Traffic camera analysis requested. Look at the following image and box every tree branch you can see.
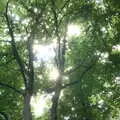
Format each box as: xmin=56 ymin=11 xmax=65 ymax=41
xmin=58 ymin=0 xmax=71 ymax=26
xmin=0 ymin=82 xmax=24 ymax=95
xmin=46 ymin=60 xmax=97 ymax=93
xmin=58 ymin=0 xmax=71 ymax=14
xmin=5 ymin=2 xmax=28 ymax=88
xmin=27 ymin=28 xmax=35 ymax=93
xmin=64 ymin=55 xmax=97 ymax=75
xmin=64 ymin=63 xmax=87 ymax=75
xmin=62 ymin=62 xmax=96 ymax=89
xmin=51 ymin=0 xmax=61 ymax=70
xmin=61 ymin=23 xmax=68 ymax=72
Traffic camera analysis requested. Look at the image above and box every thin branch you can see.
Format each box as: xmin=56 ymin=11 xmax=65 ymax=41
xmin=51 ymin=0 xmax=59 ymax=34
xmin=61 ymin=21 xmax=68 ymax=72
xmin=0 ymin=82 xmax=24 ymax=95
xmin=58 ymin=13 xmax=67 ymax=27
xmin=64 ymin=55 xmax=97 ymax=75
xmin=62 ymin=62 xmax=96 ymax=89
xmin=42 ymin=23 xmax=50 ymax=37
xmin=58 ymin=0 xmax=71 ymax=26
xmin=64 ymin=63 xmax=86 ymax=75
xmin=51 ymin=0 xmax=61 ymax=70
xmin=50 ymin=0 xmax=58 ymax=12
xmin=58 ymin=0 xmax=71 ymax=14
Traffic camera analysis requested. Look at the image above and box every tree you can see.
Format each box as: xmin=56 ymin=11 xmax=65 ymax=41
xmin=0 ymin=0 xmax=120 ymax=120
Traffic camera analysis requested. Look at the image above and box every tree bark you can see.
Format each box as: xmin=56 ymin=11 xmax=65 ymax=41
xmin=51 ymin=87 xmax=61 ymax=120
xmin=23 ymin=91 xmax=32 ymax=120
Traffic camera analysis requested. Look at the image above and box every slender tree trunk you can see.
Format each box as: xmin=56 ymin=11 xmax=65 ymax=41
xmin=51 ymin=88 xmax=61 ymax=120
xmin=23 ymin=91 xmax=32 ymax=120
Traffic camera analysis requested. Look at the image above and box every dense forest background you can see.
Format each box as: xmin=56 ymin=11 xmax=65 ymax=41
xmin=0 ymin=0 xmax=120 ymax=120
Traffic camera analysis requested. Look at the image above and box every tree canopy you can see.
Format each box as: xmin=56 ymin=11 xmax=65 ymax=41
xmin=0 ymin=0 xmax=120 ymax=120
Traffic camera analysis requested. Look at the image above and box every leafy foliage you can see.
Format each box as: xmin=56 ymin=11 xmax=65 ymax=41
xmin=0 ymin=0 xmax=120 ymax=119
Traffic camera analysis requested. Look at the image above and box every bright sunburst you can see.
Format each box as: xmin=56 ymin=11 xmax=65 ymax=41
xmin=67 ymin=24 xmax=81 ymax=37
xmin=49 ymin=68 xmax=59 ymax=80
xmin=31 ymin=94 xmax=51 ymax=118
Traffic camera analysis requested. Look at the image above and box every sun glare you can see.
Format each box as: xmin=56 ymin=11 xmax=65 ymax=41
xmin=33 ymin=44 xmax=56 ymax=62
xmin=31 ymin=94 xmax=50 ymax=117
xmin=49 ymin=68 xmax=59 ymax=80
xmin=67 ymin=24 xmax=81 ymax=37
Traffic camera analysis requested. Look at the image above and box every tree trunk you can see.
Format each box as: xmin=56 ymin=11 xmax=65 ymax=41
xmin=51 ymin=88 xmax=61 ymax=120
xmin=23 ymin=91 xmax=32 ymax=120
